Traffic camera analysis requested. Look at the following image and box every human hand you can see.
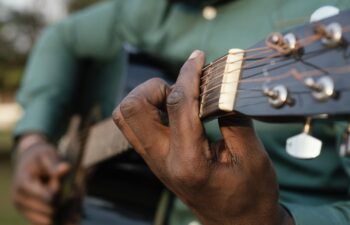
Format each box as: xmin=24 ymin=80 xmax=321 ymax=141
xmin=13 ymin=134 xmax=70 ymax=225
xmin=113 ymin=50 xmax=294 ymax=225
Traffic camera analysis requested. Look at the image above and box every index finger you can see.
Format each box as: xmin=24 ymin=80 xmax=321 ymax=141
xmin=113 ymin=78 xmax=170 ymax=158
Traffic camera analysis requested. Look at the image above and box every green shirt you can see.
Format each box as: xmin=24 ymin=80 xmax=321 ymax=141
xmin=15 ymin=0 xmax=350 ymax=224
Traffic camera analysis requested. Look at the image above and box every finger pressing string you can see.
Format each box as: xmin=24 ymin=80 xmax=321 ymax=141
xmin=114 ymin=78 xmax=171 ymax=158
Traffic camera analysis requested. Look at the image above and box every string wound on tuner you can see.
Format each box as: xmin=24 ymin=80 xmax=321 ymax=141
xmin=286 ymin=117 xmax=322 ymax=159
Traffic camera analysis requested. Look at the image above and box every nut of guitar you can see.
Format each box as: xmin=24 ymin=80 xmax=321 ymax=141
xmin=218 ymin=48 xmax=245 ymax=112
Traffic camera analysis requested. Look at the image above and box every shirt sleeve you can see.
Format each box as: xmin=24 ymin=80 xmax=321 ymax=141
xmin=285 ymin=201 xmax=350 ymax=225
xmin=14 ymin=0 xmax=141 ymax=140
xmin=15 ymin=0 xmax=169 ymax=141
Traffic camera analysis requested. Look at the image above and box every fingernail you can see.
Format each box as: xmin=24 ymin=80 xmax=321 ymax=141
xmin=188 ymin=50 xmax=202 ymax=60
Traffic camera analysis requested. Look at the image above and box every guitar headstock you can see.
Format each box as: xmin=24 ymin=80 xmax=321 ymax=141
xmin=200 ymin=9 xmax=350 ymax=121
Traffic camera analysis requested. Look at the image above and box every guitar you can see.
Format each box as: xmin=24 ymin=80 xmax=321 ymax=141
xmin=56 ymin=8 xmax=350 ymax=224
xmin=199 ymin=10 xmax=350 ymax=120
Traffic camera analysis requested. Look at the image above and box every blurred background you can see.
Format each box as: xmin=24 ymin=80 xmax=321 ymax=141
xmin=0 ymin=0 xmax=99 ymax=223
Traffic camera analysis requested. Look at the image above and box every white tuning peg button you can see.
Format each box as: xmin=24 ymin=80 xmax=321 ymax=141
xmin=286 ymin=117 xmax=322 ymax=159
xmin=286 ymin=133 xmax=322 ymax=159
xmin=310 ymin=6 xmax=340 ymax=22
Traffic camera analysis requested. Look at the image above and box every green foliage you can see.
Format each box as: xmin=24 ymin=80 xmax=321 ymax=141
xmin=0 ymin=3 xmax=43 ymax=92
xmin=0 ymin=0 xmax=101 ymax=92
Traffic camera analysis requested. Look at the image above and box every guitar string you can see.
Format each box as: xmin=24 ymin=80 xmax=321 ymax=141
xmin=200 ymin=48 xmax=274 ymax=81
xmin=203 ymin=88 xmax=348 ymax=117
xmin=200 ymin=64 xmax=350 ymax=109
xmin=201 ymin=46 xmax=272 ymax=71
xmin=200 ymin=51 xmax=281 ymax=92
xmin=236 ymin=69 xmax=350 ymax=96
xmin=200 ymin=32 xmax=325 ymax=83
xmin=200 ymin=31 xmax=325 ymax=81
xmin=203 ymin=23 xmax=350 ymax=78
xmin=200 ymin=49 xmax=275 ymax=90
xmin=200 ymin=33 xmax=350 ymax=98
xmin=199 ymin=52 xmax=284 ymax=97
xmin=201 ymin=24 xmax=350 ymax=83
xmin=200 ymin=68 xmax=350 ymax=116
xmin=199 ymin=24 xmax=350 ymax=111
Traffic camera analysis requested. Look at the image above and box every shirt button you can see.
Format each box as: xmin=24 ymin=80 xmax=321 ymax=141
xmin=202 ymin=6 xmax=217 ymax=20
xmin=189 ymin=221 xmax=201 ymax=225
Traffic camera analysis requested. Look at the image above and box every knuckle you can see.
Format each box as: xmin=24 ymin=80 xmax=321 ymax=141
xmin=145 ymin=77 xmax=166 ymax=87
xmin=119 ymin=94 xmax=143 ymax=120
xmin=166 ymin=86 xmax=186 ymax=108
xmin=112 ymin=108 xmax=123 ymax=127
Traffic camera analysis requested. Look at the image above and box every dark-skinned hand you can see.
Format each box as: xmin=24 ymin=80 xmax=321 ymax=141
xmin=113 ymin=50 xmax=295 ymax=225
xmin=13 ymin=134 xmax=70 ymax=225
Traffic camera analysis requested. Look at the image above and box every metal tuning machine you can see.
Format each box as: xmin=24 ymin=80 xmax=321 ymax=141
xmin=304 ymin=76 xmax=336 ymax=101
xmin=267 ymin=32 xmax=302 ymax=56
xmin=339 ymin=123 xmax=350 ymax=157
xmin=310 ymin=6 xmax=343 ymax=47
xmin=286 ymin=117 xmax=322 ymax=159
xmin=262 ymin=85 xmax=294 ymax=108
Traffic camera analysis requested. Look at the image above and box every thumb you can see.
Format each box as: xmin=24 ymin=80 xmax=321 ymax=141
xmin=49 ymin=162 xmax=71 ymax=193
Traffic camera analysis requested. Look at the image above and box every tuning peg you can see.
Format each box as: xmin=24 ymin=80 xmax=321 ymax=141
xmin=304 ymin=76 xmax=335 ymax=101
xmin=286 ymin=117 xmax=322 ymax=159
xmin=339 ymin=123 xmax=350 ymax=157
xmin=310 ymin=6 xmax=343 ymax=47
xmin=267 ymin=33 xmax=302 ymax=56
xmin=310 ymin=6 xmax=339 ymax=22
xmin=262 ymin=85 xmax=294 ymax=108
